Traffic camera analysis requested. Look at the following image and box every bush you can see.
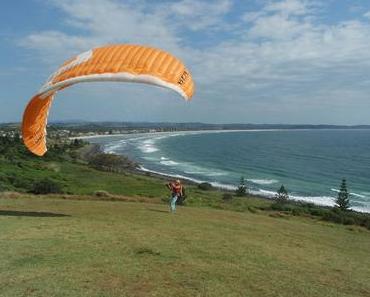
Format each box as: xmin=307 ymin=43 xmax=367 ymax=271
xmin=322 ymin=210 xmax=344 ymax=224
xmin=248 ymin=206 xmax=257 ymax=213
xmin=343 ymin=217 xmax=355 ymax=225
xmin=292 ymin=208 xmax=305 ymax=216
xmin=88 ymin=153 xmax=137 ymax=172
xmin=0 ymin=182 xmax=12 ymax=192
xmin=30 ymin=178 xmax=63 ymax=194
xmin=94 ymin=190 xmax=111 ymax=198
xmin=271 ymin=203 xmax=293 ymax=212
xmin=11 ymin=176 xmax=33 ymax=190
xmin=364 ymin=219 xmax=370 ymax=230
xmin=198 ymin=182 xmax=213 ymax=191
xmin=309 ymin=208 xmax=327 ymax=217
xmin=222 ymin=193 xmax=233 ymax=201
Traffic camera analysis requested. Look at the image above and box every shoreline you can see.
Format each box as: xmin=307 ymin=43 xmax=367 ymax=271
xmin=134 ymin=165 xmax=370 ymax=213
xmin=72 ymin=129 xmax=287 ymax=141
xmin=80 ymin=131 xmax=370 ymax=214
xmin=71 ymin=127 xmax=370 ymax=141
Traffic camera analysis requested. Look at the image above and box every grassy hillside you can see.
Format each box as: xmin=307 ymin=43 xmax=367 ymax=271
xmin=0 ymin=195 xmax=369 ymax=297
xmin=1 ymin=134 xmax=370 ymax=296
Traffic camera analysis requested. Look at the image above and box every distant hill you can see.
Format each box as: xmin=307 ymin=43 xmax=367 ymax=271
xmin=37 ymin=121 xmax=370 ymax=130
xmin=2 ymin=121 xmax=370 ymax=131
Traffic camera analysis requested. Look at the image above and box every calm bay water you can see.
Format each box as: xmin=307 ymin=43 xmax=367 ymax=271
xmin=88 ymin=130 xmax=370 ymax=212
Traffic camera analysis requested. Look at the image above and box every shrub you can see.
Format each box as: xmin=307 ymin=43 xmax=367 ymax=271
xmin=292 ymin=208 xmax=305 ymax=216
xmin=309 ymin=208 xmax=327 ymax=217
xmin=88 ymin=153 xmax=137 ymax=172
xmin=0 ymin=182 xmax=12 ymax=192
xmin=93 ymin=190 xmax=111 ymax=198
xmin=222 ymin=193 xmax=233 ymax=201
xmin=271 ymin=203 xmax=293 ymax=212
xmin=11 ymin=176 xmax=33 ymax=190
xmin=30 ymin=178 xmax=63 ymax=194
xmin=322 ymin=210 xmax=344 ymax=224
xmin=364 ymin=219 xmax=370 ymax=230
xmin=198 ymin=182 xmax=213 ymax=191
xmin=343 ymin=217 xmax=355 ymax=225
xmin=248 ymin=206 xmax=257 ymax=213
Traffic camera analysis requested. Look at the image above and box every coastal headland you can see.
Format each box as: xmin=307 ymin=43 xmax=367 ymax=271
xmin=1 ymin=123 xmax=370 ymax=296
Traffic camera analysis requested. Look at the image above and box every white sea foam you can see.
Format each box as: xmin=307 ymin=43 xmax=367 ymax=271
xmin=160 ymin=160 xmax=179 ymax=166
xmin=349 ymin=192 xmax=367 ymax=199
xmin=139 ymin=139 xmax=159 ymax=153
xmin=208 ymin=182 xmax=236 ymax=191
xmin=139 ymin=166 xmax=204 ymax=184
xmin=91 ymin=130 xmax=370 ymax=213
xmin=104 ymin=140 xmax=127 ymax=153
xmin=331 ymin=188 xmax=367 ymax=199
xmin=142 ymin=156 xmax=157 ymax=161
xmin=248 ymin=179 xmax=279 ymax=185
xmin=137 ymin=165 xmax=370 ymax=212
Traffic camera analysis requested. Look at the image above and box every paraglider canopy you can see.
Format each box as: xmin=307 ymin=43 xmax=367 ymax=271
xmin=21 ymin=44 xmax=195 ymax=156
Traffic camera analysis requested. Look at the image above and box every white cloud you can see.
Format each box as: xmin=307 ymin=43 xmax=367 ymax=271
xmin=16 ymin=0 xmax=370 ymax=124
xmin=264 ymin=0 xmax=310 ymax=16
xmin=248 ymin=14 xmax=312 ymax=40
xmin=166 ymin=0 xmax=232 ymax=31
xmin=20 ymin=0 xmax=182 ymax=65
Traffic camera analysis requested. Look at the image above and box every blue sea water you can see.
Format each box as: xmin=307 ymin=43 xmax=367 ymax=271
xmin=88 ymin=130 xmax=370 ymax=212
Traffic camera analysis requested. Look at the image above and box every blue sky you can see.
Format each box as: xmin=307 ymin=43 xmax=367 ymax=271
xmin=1 ymin=0 xmax=370 ymax=124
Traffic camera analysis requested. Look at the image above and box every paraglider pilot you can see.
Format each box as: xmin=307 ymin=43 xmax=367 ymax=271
xmin=167 ymin=179 xmax=183 ymax=213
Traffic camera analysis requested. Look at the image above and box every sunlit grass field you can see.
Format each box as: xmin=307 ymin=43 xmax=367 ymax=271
xmin=1 ymin=195 xmax=369 ymax=297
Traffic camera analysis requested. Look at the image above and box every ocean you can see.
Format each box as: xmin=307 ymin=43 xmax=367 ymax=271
xmin=87 ymin=129 xmax=370 ymax=212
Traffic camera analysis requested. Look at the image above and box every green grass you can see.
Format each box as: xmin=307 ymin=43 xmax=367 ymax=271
xmin=0 ymin=196 xmax=369 ymax=297
xmin=0 ymin=156 xmax=270 ymax=209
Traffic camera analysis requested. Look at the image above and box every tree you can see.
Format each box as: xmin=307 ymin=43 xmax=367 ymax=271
xmin=275 ymin=184 xmax=289 ymax=204
xmin=335 ymin=179 xmax=350 ymax=211
xmin=235 ymin=176 xmax=247 ymax=196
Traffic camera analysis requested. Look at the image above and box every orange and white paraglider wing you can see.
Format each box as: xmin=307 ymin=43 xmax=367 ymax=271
xmin=22 ymin=44 xmax=195 ymax=156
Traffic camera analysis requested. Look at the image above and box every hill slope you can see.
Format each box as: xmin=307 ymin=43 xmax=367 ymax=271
xmin=0 ymin=196 xmax=369 ymax=297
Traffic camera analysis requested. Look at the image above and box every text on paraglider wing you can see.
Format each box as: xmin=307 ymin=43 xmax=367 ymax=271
xmin=177 ymin=70 xmax=189 ymax=85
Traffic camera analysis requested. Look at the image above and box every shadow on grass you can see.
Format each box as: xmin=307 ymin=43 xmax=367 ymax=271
xmin=0 ymin=210 xmax=70 ymax=217
xmin=146 ymin=208 xmax=169 ymax=214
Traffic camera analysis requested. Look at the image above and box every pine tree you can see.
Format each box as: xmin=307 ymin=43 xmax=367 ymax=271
xmin=235 ymin=176 xmax=247 ymax=196
xmin=336 ymin=179 xmax=350 ymax=210
xmin=275 ymin=184 xmax=289 ymax=204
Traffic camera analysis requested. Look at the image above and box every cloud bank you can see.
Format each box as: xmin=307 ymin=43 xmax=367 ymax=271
xmin=18 ymin=0 xmax=370 ymax=124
